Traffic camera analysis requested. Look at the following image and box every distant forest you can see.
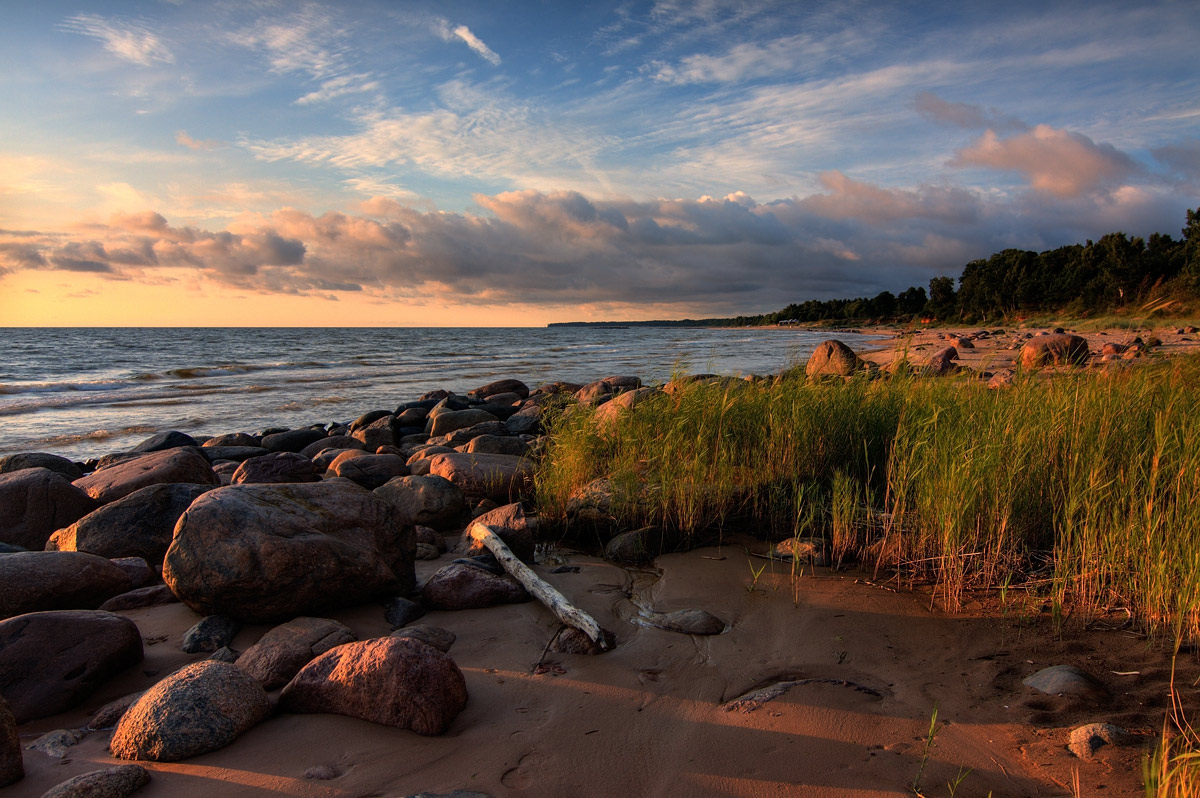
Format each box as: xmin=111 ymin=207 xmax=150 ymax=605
xmin=552 ymin=207 xmax=1200 ymax=327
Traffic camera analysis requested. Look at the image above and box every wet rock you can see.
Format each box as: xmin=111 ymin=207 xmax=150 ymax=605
xmin=383 ymin=596 xmax=427 ymax=629
xmin=181 ymin=615 xmax=241 ymax=654
xmin=99 ymin=585 xmax=179 ymax=612
xmin=461 ymin=503 xmax=538 ymax=561
xmin=231 ymin=451 xmax=320 ymax=485
xmin=26 ymin=728 xmax=84 ymax=758
xmin=1019 ymin=333 xmax=1090 ymax=368
xmin=331 ymin=453 xmax=409 ymax=489
xmin=0 ymin=467 xmax=97 ymax=550
xmin=39 ymin=765 xmax=150 ymax=798
xmin=0 ymin=610 xmax=143 ymax=723
xmin=374 ymin=472 xmax=468 ymax=528
xmin=164 ymin=482 xmax=415 ymax=623
xmin=1068 ymin=722 xmax=1132 ymax=760
xmin=132 ymin=431 xmax=198 ymax=453
xmin=549 ymin=626 xmax=616 ymax=655
xmin=47 ymin=483 xmax=212 ymax=568
xmin=422 ymin=563 xmax=530 ymax=610
xmin=0 ymin=552 xmax=132 ymax=619
xmin=111 ymin=660 xmax=271 ymax=762
xmin=73 ymin=448 xmax=218 ymax=505
xmin=0 ymin=453 xmax=81 ymax=481
xmin=1022 ymin=665 xmax=1109 ymax=700
xmin=390 ymin=625 xmax=456 ymax=653
xmin=237 ymin=617 xmax=356 ymax=689
xmin=639 ymin=607 xmax=727 ymax=636
xmin=426 ymin=453 xmax=534 ymax=504
xmin=279 ymin=637 xmax=468 ymax=735
xmin=806 ymin=340 xmax=862 ymax=378
xmin=0 ymin=696 xmax=21 ymax=788
xmin=261 ymin=428 xmax=327 ymax=454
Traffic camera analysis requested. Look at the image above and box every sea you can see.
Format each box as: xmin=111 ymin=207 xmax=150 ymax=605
xmin=0 ymin=326 xmax=884 ymax=462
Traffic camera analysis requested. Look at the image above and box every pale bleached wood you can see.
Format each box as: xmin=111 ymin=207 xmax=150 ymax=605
xmin=468 ymin=522 xmax=612 ymax=650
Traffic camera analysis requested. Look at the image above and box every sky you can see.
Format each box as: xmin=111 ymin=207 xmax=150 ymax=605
xmin=1 ymin=0 xmax=1198 ymax=326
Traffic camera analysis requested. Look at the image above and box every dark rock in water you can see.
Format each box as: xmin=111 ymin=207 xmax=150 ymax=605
xmin=110 ymin=557 xmax=155 ymax=588
xmin=181 ymin=615 xmax=241 ymax=654
xmin=468 ymin=378 xmax=530 ymax=401
xmin=88 ymin=691 xmax=145 ymax=730
xmin=132 ymin=430 xmax=198 ymax=453
xmin=203 ymin=433 xmax=261 ymax=448
xmin=0 ymin=695 xmax=20 ymax=788
xmin=549 ymin=626 xmax=616 ymax=655
xmin=638 ymin=607 xmax=727 ymax=636
xmin=426 ymin=453 xmax=534 ymax=503
xmin=279 ymin=637 xmax=468 ymax=735
xmin=0 ymin=551 xmax=132 ymax=619
xmin=261 ymin=428 xmax=327 ymax=453
xmin=73 ymin=448 xmax=218 ymax=505
xmin=390 ymin=625 xmax=456 ymax=653
xmin=110 ymin=660 xmax=271 ymax=762
xmin=0 ymin=467 xmax=97 ymax=550
xmin=39 ymin=764 xmax=150 ymax=798
xmin=164 ymin=482 xmax=415 ymax=623
xmin=299 ymin=435 xmax=363 ymax=459
xmin=237 ymin=617 xmax=356 ymax=689
xmin=383 ymin=596 xmax=427 ymax=629
xmin=47 ymin=483 xmax=212 ymax=568
xmin=374 ymin=474 xmax=465 ymax=531
xmin=1022 ymin=665 xmax=1109 ymax=700
xmin=806 ymin=340 xmax=862 ymax=378
xmin=0 ymin=452 xmax=82 ymax=481
xmin=1068 ymin=722 xmax=1132 ymax=760
xmin=231 ymin=451 xmax=320 ymax=484
xmin=1019 ymin=333 xmax=1090 ymax=368
xmin=331 ymin=453 xmax=409 ymax=489
xmin=460 ymin=502 xmax=538 ymax=561
xmin=27 ymin=727 xmax=85 ymax=758
xmin=422 ymin=563 xmax=530 ymax=610
xmin=99 ymin=585 xmax=179 ymax=612
xmin=199 ymin=445 xmax=269 ymax=463
xmin=0 ymin=610 xmax=143 ymax=723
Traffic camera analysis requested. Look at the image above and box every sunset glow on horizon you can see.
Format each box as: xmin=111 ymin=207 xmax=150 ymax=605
xmin=2 ymin=1 xmax=1198 ymax=326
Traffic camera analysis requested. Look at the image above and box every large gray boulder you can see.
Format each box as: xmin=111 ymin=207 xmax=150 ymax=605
xmin=331 ymin=453 xmax=409 ymax=489
xmin=230 ymin=452 xmax=320 ymax=485
xmin=163 ymin=481 xmax=416 ymax=623
xmin=279 ymin=637 xmax=467 ymax=735
xmin=237 ymin=617 xmax=356 ymax=689
xmin=0 ymin=610 xmax=143 ymax=723
xmin=805 ymin=340 xmax=862 ymax=378
xmin=0 ymin=467 xmax=97 ymax=550
xmin=73 ymin=448 xmax=218 ymax=505
xmin=426 ymin=453 xmax=534 ymax=503
xmin=46 ymin=483 xmax=212 ymax=568
xmin=110 ymin=660 xmax=271 ymax=762
xmin=1019 ymin=333 xmax=1090 ymax=368
xmin=0 ymin=551 xmax=132 ymax=619
xmin=428 ymin=409 xmax=499 ymax=438
xmin=375 ymin=475 xmax=466 ymax=530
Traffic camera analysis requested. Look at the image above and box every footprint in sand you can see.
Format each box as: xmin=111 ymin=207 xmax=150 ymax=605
xmin=501 ymin=751 xmax=548 ymax=789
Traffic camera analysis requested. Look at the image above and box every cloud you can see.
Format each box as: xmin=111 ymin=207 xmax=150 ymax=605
xmin=799 ymin=171 xmax=980 ymax=224
xmin=60 ymin=13 xmax=174 ymax=66
xmin=175 ymin=130 xmax=220 ymax=151
xmin=451 ymin=25 xmax=501 ymax=66
xmin=1153 ymin=140 xmax=1200 ymax=180
xmin=913 ymin=92 xmax=1026 ymax=132
xmin=952 ymin=125 xmax=1140 ymax=197
xmin=295 ymin=74 xmax=381 ymax=105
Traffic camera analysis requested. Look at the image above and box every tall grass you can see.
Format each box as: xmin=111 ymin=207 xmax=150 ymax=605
xmin=536 ymin=356 xmax=1200 ymax=639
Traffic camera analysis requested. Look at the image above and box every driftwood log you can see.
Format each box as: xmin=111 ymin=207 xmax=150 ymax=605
xmin=468 ymin=522 xmax=613 ymax=651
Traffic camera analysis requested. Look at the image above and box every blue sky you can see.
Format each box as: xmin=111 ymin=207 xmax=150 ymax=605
xmin=1 ymin=0 xmax=1198 ymax=325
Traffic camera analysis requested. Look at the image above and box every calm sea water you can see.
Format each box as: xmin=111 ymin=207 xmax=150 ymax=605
xmin=0 ymin=327 xmax=883 ymax=462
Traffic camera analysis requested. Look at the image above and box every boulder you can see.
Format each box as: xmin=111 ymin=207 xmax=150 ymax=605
xmin=132 ymin=430 xmax=198 ymax=452
xmin=467 ymin=379 xmax=530 ymax=401
xmin=0 ymin=610 xmax=143 ymax=723
xmin=604 ymin=527 xmax=669 ymax=564
xmin=639 ymin=607 xmax=727 ymax=636
xmin=181 ymin=615 xmax=241 ymax=654
xmin=46 ymin=483 xmax=212 ymax=568
xmin=110 ymin=661 xmax=271 ymax=762
xmin=0 ymin=467 xmax=97 ymax=550
xmin=426 ymin=453 xmax=534 ymax=503
xmin=460 ymin=503 xmax=538 ymax=561
xmin=202 ymin=433 xmax=260 ymax=447
xmin=383 ymin=596 xmax=427 ymax=628
xmin=312 ymin=447 xmax=362 ymax=471
xmin=279 ymin=637 xmax=468 ymax=735
xmin=805 ymin=340 xmax=862 ymax=378
xmin=390 ymin=625 xmax=456 ymax=653
xmin=422 ymin=563 xmax=530 ymax=610
xmin=0 ymin=552 xmax=132 ymax=619
xmin=428 ymin=409 xmax=499 ymax=438
xmin=0 ymin=695 xmax=20 ymax=788
xmin=574 ymin=379 xmax=614 ymax=404
xmin=110 ymin=557 xmax=155 ymax=589
xmin=73 ymin=448 xmax=218 ymax=505
xmin=331 ymin=453 xmax=409 ymax=489
xmin=27 ymin=728 xmax=84 ymax=758
xmin=1019 ymin=333 xmax=1090 ymax=368
xmin=231 ymin=452 xmax=320 ymax=485
xmin=461 ymin=435 xmax=529 ymax=457
xmin=299 ymin=435 xmax=364 ymax=459
xmin=198 ymin=446 xmax=269 ymax=463
xmin=261 ymin=428 xmax=327 ymax=453
xmin=1021 ymin=664 xmax=1109 ymax=700
xmin=352 ymin=416 xmax=399 ymax=451
xmin=0 ymin=453 xmax=81 ymax=481
xmin=39 ymin=765 xmax=150 ymax=798
xmin=505 ymin=404 xmax=543 ymax=436
xmin=1068 ymin=722 xmax=1132 ymax=760
xmin=375 ymin=475 xmax=467 ymax=530
xmin=99 ymin=585 xmax=179 ymax=612
xmin=164 ymin=482 xmax=415 ymax=623
xmin=237 ymin=617 xmax=356 ymax=689
xmin=88 ymin=692 xmax=145 ymax=731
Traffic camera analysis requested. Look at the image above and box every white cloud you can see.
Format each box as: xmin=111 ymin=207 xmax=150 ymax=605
xmin=60 ymin=13 xmax=174 ymax=66
xmin=175 ymin=130 xmax=220 ymax=151
xmin=452 ymin=25 xmax=501 ymax=66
